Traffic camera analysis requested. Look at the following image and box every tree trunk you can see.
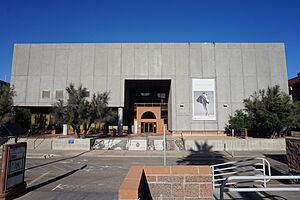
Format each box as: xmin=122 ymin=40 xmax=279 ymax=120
xmin=74 ymin=126 xmax=81 ymax=138
xmin=86 ymin=122 xmax=92 ymax=134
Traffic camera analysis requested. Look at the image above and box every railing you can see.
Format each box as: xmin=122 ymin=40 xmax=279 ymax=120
xmin=211 ymin=157 xmax=271 ymax=189
xmin=220 ymin=175 xmax=300 ymax=200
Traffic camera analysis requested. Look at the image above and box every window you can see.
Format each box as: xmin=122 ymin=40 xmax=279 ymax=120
xmin=55 ymin=90 xmax=64 ymax=99
xmin=42 ymin=90 xmax=50 ymax=99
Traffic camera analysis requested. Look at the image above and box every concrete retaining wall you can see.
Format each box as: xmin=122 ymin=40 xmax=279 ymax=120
xmin=6 ymin=138 xmax=53 ymax=150
xmin=93 ymin=138 xmax=286 ymax=151
xmin=52 ymin=138 xmax=94 ymax=151
xmin=185 ymin=138 xmax=286 ymax=151
xmin=3 ymin=137 xmax=286 ymax=151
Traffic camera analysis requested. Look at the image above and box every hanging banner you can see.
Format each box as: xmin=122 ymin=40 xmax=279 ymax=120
xmin=192 ymin=79 xmax=216 ymax=120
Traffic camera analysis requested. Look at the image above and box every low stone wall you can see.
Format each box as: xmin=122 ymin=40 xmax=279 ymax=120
xmin=185 ymin=138 xmax=286 ymax=151
xmin=286 ymin=136 xmax=300 ymax=183
xmin=119 ymin=166 xmax=213 ymax=200
xmin=52 ymin=138 xmax=94 ymax=151
xmin=6 ymin=138 xmax=53 ymax=150
xmin=93 ymin=138 xmax=286 ymax=151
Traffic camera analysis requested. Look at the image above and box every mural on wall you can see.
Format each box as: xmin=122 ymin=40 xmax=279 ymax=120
xmin=93 ymin=139 xmax=127 ymax=150
xmin=192 ymin=79 xmax=216 ymax=120
xmin=93 ymin=138 xmax=185 ymax=151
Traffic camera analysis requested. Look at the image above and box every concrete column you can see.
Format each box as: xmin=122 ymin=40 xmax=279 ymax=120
xmin=63 ymin=124 xmax=68 ymax=136
xmin=118 ymin=107 xmax=123 ymax=136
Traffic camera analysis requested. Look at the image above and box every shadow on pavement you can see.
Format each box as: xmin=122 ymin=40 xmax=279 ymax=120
xmin=176 ymin=141 xmax=228 ymax=165
xmin=16 ymin=165 xmax=87 ymax=199
xmin=26 ymin=151 xmax=90 ymax=170
xmin=264 ymin=154 xmax=288 ymax=165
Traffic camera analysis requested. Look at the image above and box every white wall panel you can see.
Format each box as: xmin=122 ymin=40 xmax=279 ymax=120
xmin=148 ymin=48 xmax=162 ymax=77
xmin=190 ymin=48 xmax=202 ymax=77
xmin=68 ymin=44 xmax=82 ymax=76
xmin=41 ymin=45 xmax=55 ymax=76
xmin=134 ymin=48 xmax=148 ymax=77
xmin=28 ymin=45 xmax=43 ymax=76
xmin=94 ymin=46 xmax=108 ymax=76
xmin=54 ymin=50 xmax=68 ymax=76
xmin=26 ymin=76 xmax=40 ymax=104
xmin=108 ymin=48 xmax=121 ymax=76
xmin=15 ymin=45 xmax=30 ymax=76
xmin=81 ymin=44 xmax=95 ymax=76
xmin=161 ymin=48 xmax=175 ymax=77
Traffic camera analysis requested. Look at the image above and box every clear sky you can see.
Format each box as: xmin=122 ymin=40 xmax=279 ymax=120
xmin=0 ymin=0 xmax=299 ymax=82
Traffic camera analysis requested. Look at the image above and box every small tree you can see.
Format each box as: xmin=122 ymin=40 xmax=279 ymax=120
xmin=53 ymin=99 xmax=66 ymax=132
xmin=53 ymin=83 xmax=114 ymax=138
xmin=226 ymin=109 xmax=249 ymax=135
xmin=85 ymin=92 xmax=116 ymax=133
xmin=0 ymin=85 xmax=15 ymax=125
xmin=16 ymin=108 xmax=31 ymax=130
xmin=293 ymin=100 xmax=300 ymax=130
xmin=64 ymin=84 xmax=89 ymax=138
xmin=228 ymin=85 xmax=297 ymax=138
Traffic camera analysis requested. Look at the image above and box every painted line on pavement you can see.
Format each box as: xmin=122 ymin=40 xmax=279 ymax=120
xmin=27 ymin=172 xmax=50 ymax=186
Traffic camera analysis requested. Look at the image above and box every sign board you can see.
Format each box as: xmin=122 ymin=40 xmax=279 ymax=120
xmin=0 ymin=142 xmax=27 ymax=194
xmin=68 ymin=139 xmax=74 ymax=144
xmin=192 ymin=79 xmax=216 ymax=120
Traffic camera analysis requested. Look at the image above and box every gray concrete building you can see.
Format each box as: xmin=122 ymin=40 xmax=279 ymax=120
xmin=10 ymin=42 xmax=288 ymax=135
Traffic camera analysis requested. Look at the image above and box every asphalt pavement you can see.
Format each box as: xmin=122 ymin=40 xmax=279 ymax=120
xmin=14 ymin=149 xmax=300 ymax=200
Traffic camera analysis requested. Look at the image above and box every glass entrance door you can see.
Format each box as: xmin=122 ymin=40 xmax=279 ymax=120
xmin=141 ymin=122 xmax=156 ymax=133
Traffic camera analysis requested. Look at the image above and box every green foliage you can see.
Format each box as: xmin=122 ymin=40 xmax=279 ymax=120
xmin=293 ymin=100 xmax=300 ymax=130
xmin=32 ymin=114 xmax=48 ymax=130
xmin=16 ymin=108 xmax=31 ymax=130
xmin=0 ymin=85 xmax=15 ymax=125
xmin=85 ymin=92 xmax=117 ymax=133
xmin=228 ymin=85 xmax=297 ymax=138
xmin=227 ymin=109 xmax=248 ymax=134
xmin=53 ymin=83 xmax=115 ymax=138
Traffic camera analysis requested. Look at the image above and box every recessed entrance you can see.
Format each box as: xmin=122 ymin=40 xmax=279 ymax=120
xmin=124 ymin=80 xmax=171 ymax=135
xmin=141 ymin=122 xmax=156 ymax=134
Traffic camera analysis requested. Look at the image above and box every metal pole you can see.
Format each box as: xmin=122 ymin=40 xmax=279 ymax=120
xmin=263 ymin=159 xmax=266 ymax=188
xmin=163 ymin=127 xmax=166 ymax=166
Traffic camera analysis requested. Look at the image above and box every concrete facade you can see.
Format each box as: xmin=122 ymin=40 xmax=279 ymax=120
xmin=10 ymin=42 xmax=288 ymax=133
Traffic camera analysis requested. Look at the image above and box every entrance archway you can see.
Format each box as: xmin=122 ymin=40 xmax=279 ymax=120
xmin=133 ymin=106 xmax=165 ymax=135
xmin=141 ymin=111 xmax=157 ymax=133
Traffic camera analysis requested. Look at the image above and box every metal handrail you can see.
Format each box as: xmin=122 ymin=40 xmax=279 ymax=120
xmin=211 ymin=157 xmax=271 ymax=188
xmin=220 ymin=175 xmax=300 ymax=200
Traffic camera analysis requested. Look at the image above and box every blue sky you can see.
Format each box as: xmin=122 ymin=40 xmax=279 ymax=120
xmin=0 ymin=0 xmax=299 ymax=82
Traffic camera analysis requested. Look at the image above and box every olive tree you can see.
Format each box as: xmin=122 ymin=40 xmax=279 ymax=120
xmin=53 ymin=83 xmax=115 ymax=138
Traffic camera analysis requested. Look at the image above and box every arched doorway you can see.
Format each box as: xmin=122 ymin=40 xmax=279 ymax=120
xmin=141 ymin=111 xmax=157 ymax=134
xmin=132 ymin=106 xmax=165 ymax=135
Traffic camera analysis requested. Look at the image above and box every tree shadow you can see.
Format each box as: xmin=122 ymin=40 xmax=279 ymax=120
xmin=177 ymin=141 xmax=228 ymax=165
xmin=15 ymin=165 xmax=87 ymax=199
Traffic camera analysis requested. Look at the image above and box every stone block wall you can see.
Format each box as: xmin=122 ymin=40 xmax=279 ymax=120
xmin=145 ymin=166 xmax=212 ymax=200
xmin=119 ymin=166 xmax=213 ymax=200
xmin=286 ymin=137 xmax=300 ymax=183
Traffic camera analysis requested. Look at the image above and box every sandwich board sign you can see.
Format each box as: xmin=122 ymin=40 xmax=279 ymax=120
xmin=0 ymin=142 xmax=27 ymax=199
